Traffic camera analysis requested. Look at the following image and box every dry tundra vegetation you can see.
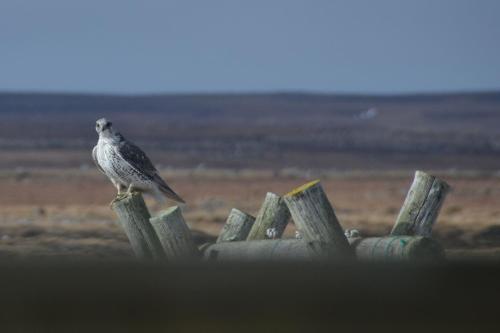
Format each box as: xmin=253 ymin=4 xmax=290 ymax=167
xmin=1 ymin=169 xmax=499 ymax=260
xmin=0 ymin=92 xmax=499 ymax=260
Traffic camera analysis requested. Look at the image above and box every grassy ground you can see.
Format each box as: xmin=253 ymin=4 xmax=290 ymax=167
xmin=0 ymin=168 xmax=499 ymax=259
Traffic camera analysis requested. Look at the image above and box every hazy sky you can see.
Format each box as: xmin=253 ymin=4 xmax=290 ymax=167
xmin=1 ymin=0 xmax=499 ymax=94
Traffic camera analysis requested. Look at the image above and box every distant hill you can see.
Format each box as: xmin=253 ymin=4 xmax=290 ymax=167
xmin=0 ymin=92 xmax=499 ymax=170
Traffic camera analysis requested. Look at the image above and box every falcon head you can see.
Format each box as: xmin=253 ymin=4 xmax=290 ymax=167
xmin=95 ymin=118 xmax=113 ymax=134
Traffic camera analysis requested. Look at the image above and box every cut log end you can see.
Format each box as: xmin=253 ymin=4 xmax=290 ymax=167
xmin=284 ymin=180 xmax=353 ymax=258
xmin=150 ymin=206 xmax=200 ymax=260
xmin=406 ymin=237 xmax=445 ymax=260
xmin=154 ymin=205 xmax=179 ymax=218
xmin=246 ymin=192 xmax=290 ymax=240
xmin=217 ymin=208 xmax=255 ymax=243
xmin=391 ymin=170 xmax=451 ymax=237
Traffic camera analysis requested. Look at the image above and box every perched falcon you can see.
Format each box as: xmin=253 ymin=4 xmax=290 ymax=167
xmin=92 ymin=118 xmax=185 ymax=204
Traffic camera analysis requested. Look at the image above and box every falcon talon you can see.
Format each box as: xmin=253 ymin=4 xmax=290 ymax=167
xmin=109 ymin=193 xmax=128 ymax=207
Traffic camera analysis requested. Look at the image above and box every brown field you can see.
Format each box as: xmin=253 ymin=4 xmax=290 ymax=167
xmin=0 ymin=168 xmax=499 ymax=260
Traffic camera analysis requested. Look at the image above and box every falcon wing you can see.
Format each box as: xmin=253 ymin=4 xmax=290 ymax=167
xmin=117 ymin=140 xmax=158 ymax=179
xmin=92 ymin=146 xmax=105 ymax=174
xmin=117 ymin=140 xmax=185 ymax=203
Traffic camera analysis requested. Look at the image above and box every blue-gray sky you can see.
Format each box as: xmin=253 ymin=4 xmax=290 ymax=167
xmin=1 ymin=0 xmax=499 ymax=94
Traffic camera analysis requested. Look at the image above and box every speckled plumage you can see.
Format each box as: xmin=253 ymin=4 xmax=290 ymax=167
xmin=92 ymin=118 xmax=185 ymax=203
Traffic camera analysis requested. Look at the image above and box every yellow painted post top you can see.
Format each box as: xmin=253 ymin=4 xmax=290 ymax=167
xmin=285 ymin=180 xmax=321 ymax=197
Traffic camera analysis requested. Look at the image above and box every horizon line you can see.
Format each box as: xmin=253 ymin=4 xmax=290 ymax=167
xmin=1 ymin=88 xmax=500 ymax=98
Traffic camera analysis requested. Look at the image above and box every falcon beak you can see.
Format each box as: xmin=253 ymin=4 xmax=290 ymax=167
xmin=103 ymin=122 xmax=112 ymax=130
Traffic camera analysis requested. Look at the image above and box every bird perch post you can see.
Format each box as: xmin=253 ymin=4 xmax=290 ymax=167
xmin=111 ymin=193 xmax=165 ymax=259
xmin=391 ymin=171 xmax=450 ymax=237
xmin=246 ymin=192 xmax=290 ymax=240
xmin=284 ymin=180 xmax=353 ymax=258
xmin=150 ymin=206 xmax=200 ymax=260
xmin=217 ymin=208 xmax=255 ymax=243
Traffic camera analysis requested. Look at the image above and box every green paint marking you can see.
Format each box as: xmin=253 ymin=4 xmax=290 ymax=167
xmin=384 ymin=237 xmax=400 ymax=258
xmin=371 ymin=237 xmax=384 ymax=259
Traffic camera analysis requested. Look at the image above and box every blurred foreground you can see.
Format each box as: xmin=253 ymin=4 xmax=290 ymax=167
xmin=0 ymin=260 xmax=498 ymax=331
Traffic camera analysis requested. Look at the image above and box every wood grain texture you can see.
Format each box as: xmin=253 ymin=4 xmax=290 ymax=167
xmin=150 ymin=206 xmax=200 ymax=260
xmin=284 ymin=180 xmax=353 ymax=258
xmin=111 ymin=193 xmax=165 ymax=259
xmin=202 ymin=237 xmax=443 ymax=262
xmin=204 ymin=239 xmax=314 ymax=262
xmin=351 ymin=236 xmax=444 ymax=261
xmin=246 ymin=192 xmax=290 ymax=240
xmin=217 ymin=208 xmax=255 ymax=243
xmin=391 ymin=171 xmax=450 ymax=237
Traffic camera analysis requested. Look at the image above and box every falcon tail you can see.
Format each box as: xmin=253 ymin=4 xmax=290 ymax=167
xmin=158 ymin=183 xmax=186 ymax=204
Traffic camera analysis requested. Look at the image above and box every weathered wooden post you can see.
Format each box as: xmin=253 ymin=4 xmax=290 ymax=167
xmin=391 ymin=171 xmax=450 ymax=237
xmin=111 ymin=193 xmax=165 ymax=259
xmin=348 ymin=236 xmax=444 ymax=261
xmin=284 ymin=180 xmax=353 ymax=258
xmin=246 ymin=192 xmax=290 ymax=240
xmin=150 ymin=206 xmax=200 ymax=260
xmin=202 ymin=237 xmax=443 ymax=262
xmin=217 ymin=209 xmax=255 ymax=243
xmin=205 ymin=239 xmax=313 ymax=262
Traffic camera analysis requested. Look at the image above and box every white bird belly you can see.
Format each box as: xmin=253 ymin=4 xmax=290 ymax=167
xmin=96 ymin=141 xmax=154 ymax=191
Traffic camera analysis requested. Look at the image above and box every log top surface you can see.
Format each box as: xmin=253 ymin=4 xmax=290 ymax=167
xmin=285 ymin=179 xmax=320 ymax=197
xmin=151 ymin=206 xmax=180 ymax=220
xmin=230 ymin=208 xmax=249 ymax=216
xmin=163 ymin=205 xmax=180 ymax=214
xmin=416 ymin=170 xmax=451 ymax=188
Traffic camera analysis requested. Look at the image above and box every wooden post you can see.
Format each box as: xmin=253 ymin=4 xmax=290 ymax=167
xmin=350 ymin=236 xmax=444 ymax=261
xmin=391 ymin=171 xmax=450 ymax=237
xmin=217 ymin=209 xmax=255 ymax=243
xmin=204 ymin=239 xmax=313 ymax=262
xmin=111 ymin=193 xmax=165 ymax=259
xmin=202 ymin=237 xmax=443 ymax=262
xmin=150 ymin=206 xmax=200 ymax=260
xmin=246 ymin=192 xmax=290 ymax=240
xmin=284 ymin=180 xmax=353 ymax=258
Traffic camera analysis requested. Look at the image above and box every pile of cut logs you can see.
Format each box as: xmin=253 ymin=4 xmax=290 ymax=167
xmin=112 ymin=170 xmax=449 ymax=262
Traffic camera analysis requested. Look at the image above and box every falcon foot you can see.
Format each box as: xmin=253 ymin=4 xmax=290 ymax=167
xmin=109 ymin=193 xmax=128 ymax=207
xmin=125 ymin=186 xmax=141 ymax=197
